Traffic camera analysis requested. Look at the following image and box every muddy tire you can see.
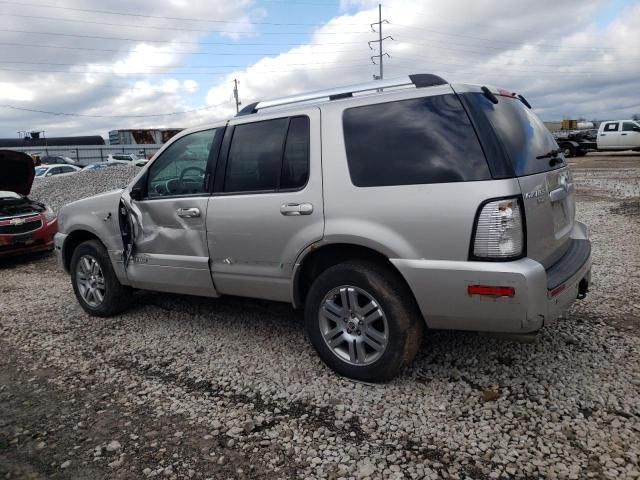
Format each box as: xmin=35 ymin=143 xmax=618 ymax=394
xmin=70 ymin=240 xmax=134 ymax=317
xmin=304 ymin=260 xmax=424 ymax=382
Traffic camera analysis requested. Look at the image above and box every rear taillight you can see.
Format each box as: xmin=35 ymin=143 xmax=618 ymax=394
xmin=472 ymin=197 xmax=524 ymax=260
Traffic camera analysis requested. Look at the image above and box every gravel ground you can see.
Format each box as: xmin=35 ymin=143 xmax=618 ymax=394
xmin=30 ymin=166 xmax=139 ymax=213
xmin=1 ymin=153 xmax=639 ymax=479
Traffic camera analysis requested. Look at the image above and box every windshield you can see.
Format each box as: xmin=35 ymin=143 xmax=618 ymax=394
xmin=461 ymin=92 xmax=564 ymax=177
xmin=35 ymin=167 xmax=48 ymax=176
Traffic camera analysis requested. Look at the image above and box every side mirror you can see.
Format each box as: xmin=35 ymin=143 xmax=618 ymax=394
xmin=46 ymin=172 xmax=52 ymax=177
xmin=129 ymin=171 xmax=147 ymax=201
xmin=130 ymin=186 xmax=144 ymax=201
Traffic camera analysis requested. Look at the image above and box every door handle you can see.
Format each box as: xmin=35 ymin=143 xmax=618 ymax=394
xmin=176 ymin=207 xmax=201 ymax=218
xmin=600 ymin=134 xmax=606 ymax=136
xmin=621 ymin=133 xmax=628 ymax=136
xmin=280 ymin=203 xmax=313 ymax=216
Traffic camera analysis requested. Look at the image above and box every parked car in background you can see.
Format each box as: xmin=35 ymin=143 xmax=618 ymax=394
xmin=107 ymin=153 xmax=147 ymax=167
xmin=0 ymin=150 xmax=57 ymax=258
xmin=35 ymin=164 xmax=82 ymax=178
xmin=40 ymin=155 xmax=82 ymax=166
xmin=83 ymin=162 xmax=118 ymax=172
xmin=54 ymin=74 xmax=592 ymax=382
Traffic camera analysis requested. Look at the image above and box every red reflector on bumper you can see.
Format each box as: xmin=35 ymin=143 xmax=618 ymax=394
xmin=468 ymin=285 xmax=515 ymax=298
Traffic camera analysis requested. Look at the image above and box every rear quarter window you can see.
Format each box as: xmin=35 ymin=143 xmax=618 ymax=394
xmin=342 ymin=94 xmax=490 ymax=187
xmin=459 ymin=93 xmax=564 ymax=177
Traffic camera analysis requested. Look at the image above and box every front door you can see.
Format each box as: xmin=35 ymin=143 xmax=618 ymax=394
xmin=207 ymin=108 xmax=323 ymax=302
xmin=122 ymin=127 xmax=222 ymax=297
xmin=599 ymin=121 xmax=621 ymax=149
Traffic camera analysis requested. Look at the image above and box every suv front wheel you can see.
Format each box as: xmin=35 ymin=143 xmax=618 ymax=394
xmin=304 ymin=261 xmax=423 ymax=382
xmin=70 ymin=240 xmax=134 ymax=317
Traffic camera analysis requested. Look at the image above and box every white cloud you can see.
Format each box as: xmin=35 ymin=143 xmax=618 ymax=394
xmin=0 ymin=83 xmax=34 ymax=102
xmin=1 ymin=0 xmax=639 ymax=139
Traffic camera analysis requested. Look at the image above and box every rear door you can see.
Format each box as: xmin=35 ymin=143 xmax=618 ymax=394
xmin=459 ymin=90 xmax=575 ymax=268
xmin=599 ymin=121 xmax=621 ymax=149
xmin=206 ymin=108 xmax=323 ymax=303
xmin=621 ymin=121 xmax=640 ymax=149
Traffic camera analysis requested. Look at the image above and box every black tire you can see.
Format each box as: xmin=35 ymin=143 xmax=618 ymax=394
xmin=70 ymin=239 xmax=134 ymax=317
xmin=304 ymin=260 xmax=424 ymax=382
xmin=561 ymin=143 xmax=575 ymax=158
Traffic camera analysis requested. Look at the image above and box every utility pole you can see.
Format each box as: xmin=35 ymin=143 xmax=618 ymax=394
xmin=233 ymin=79 xmax=241 ymax=113
xmin=369 ymin=4 xmax=392 ymax=80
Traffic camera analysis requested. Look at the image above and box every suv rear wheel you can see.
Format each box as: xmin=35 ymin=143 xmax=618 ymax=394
xmin=70 ymin=240 xmax=133 ymax=316
xmin=304 ymin=261 xmax=423 ymax=382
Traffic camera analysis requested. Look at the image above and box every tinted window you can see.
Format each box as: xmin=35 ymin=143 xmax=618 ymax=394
xmin=147 ymin=129 xmax=217 ymax=198
xmin=281 ymin=117 xmax=310 ymax=190
xmin=461 ymin=93 xmax=564 ymax=177
xmin=604 ymin=122 xmax=619 ymax=132
xmin=49 ymin=167 xmax=62 ymax=175
xmin=343 ymin=95 xmax=490 ymax=187
xmin=225 ymin=118 xmax=289 ymax=192
xmin=622 ymin=122 xmax=639 ymax=132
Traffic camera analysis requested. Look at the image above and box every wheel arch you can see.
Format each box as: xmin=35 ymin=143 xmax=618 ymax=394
xmin=61 ymin=229 xmax=102 ymax=272
xmin=292 ymin=242 xmax=416 ymax=310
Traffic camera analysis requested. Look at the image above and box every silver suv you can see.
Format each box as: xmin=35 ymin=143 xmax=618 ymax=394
xmin=55 ymin=74 xmax=592 ymax=382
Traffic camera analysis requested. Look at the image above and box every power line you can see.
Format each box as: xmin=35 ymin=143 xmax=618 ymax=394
xmin=0 ymin=28 xmax=365 ymax=45
xmin=0 ymin=59 xmax=365 ymax=69
xmin=1 ymin=13 xmax=371 ymax=35
xmin=388 ymin=23 xmax=626 ymax=52
xmin=0 ymin=41 xmax=357 ymax=56
xmin=0 ymin=0 xmax=361 ymax=26
xmin=0 ymin=100 xmax=233 ymax=118
xmin=0 ymin=63 xmax=373 ymax=76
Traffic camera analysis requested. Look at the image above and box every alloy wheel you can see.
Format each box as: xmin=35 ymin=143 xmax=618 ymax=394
xmin=318 ymin=285 xmax=389 ymax=366
xmin=75 ymin=254 xmax=106 ymax=308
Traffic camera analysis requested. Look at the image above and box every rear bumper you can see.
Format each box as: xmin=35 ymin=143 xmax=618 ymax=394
xmin=391 ymin=222 xmax=592 ymax=334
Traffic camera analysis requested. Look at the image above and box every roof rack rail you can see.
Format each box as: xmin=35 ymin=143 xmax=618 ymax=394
xmin=235 ymin=73 xmax=446 ymax=116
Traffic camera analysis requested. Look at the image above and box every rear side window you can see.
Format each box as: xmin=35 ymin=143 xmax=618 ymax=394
xmin=604 ymin=122 xmax=619 ymax=132
xmin=281 ymin=117 xmax=310 ymax=190
xmin=224 ymin=116 xmax=310 ymax=193
xmin=622 ymin=122 xmax=639 ymax=132
xmin=342 ymin=95 xmax=490 ymax=187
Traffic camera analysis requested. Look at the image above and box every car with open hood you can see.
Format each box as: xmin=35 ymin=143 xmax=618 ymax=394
xmin=0 ymin=150 xmax=58 ymax=258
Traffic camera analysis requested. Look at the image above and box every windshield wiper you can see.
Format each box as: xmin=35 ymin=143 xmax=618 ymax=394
xmin=536 ymin=148 xmax=561 ymax=160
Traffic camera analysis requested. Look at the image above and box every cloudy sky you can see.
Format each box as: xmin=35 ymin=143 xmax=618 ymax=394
xmin=0 ymin=0 xmax=638 ymax=139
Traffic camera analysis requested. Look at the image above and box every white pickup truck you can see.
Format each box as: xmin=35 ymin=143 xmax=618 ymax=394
xmin=554 ymin=119 xmax=640 ymax=157
xmin=597 ymin=120 xmax=640 ymax=151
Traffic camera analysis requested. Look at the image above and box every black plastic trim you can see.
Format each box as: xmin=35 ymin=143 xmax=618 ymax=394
xmin=330 ymin=92 xmax=353 ymax=100
xmin=468 ymin=195 xmax=527 ymax=262
xmin=236 ymin=102 xmax=259 ymax=116
xmin=546 ymin=239 xmax=591 ymax=290
xmin=409 ymin=74 xmax=447 ymax=88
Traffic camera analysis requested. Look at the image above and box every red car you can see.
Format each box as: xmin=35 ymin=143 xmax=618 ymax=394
xmin=0 ymin=150 xmax=58 ymax=258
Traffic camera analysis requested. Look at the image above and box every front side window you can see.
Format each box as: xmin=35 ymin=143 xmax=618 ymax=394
xmin=343 ymin=95 xmax=490 ymax=187
xmin=622 ymin=122 xmax=639 ymax=132
xmin=147 ymin=129 xmax=217 ymax=198
xmin=224 ymin=116 xmax=310 ymax=193
xmin=604 ymin=122 xmax=619 ymax=132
